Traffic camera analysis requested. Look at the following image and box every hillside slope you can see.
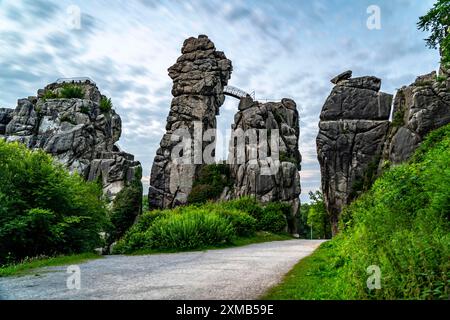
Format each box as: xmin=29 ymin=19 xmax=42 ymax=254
xmin=265 ymin=124 xmax=450 ymax=300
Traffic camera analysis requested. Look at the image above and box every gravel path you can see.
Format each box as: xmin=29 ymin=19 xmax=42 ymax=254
xmin=0 ymin=240 xmax=325 ymax=300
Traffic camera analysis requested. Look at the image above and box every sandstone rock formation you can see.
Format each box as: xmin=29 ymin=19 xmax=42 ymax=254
xmin=381 ymin=70 xmax=450 ymax=164
xmin=148 ymin=35 xmax=232 ymax=209
xmin=226 ymin=97 xmax=302 ymax=233
xmin=0 ymin=79 xmax=142 ymax=201
xmin=317 ymin=73 xmax=393 ymax=235
xmin=317 ymin=68 xmax=450 ymax=235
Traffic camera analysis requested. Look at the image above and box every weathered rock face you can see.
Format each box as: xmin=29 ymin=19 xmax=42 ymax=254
xmin=381 ymin=70 xmax=450 ymax=164
xmin=317 ymin=67 xmax=450 ymax=235
xmin=227 ymin=97 xmax=302 ymax=233
xmin=317 ymin=72 xmax=393 ymax=235
xmin=148 ymin=35 xmax=232 ymax=209
xmin=1 ymin=80 xmax=142 ymax=201
xmin=0 ymin=108 xmax=14 ymax=135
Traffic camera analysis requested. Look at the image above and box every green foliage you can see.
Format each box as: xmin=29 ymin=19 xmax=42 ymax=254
xmin=142 ymin=195 xmax=149 ymax=212
xmin=80 ymin=105 xmax=90 ymax=114
xmin=188 ymin=164 xmax=232 ymax=204
xmin=436 ymin=74 xmax=448 ymax=82
xmin=114 ymin=208 xmax=234 ymax=252
xmin=203 ymin=203 xmax=257 ymax=237
xmin=418 ymin=0 xmax=450 ymax=65
xmin=0 ymin=140 xmax=108 ymax=265
xmin=263 ymin=241 xmax=344 ymax=300
xmin=392 ymin=108 xmax=405 ymax=127
xmin=350 ymin=156 xmax=381 ymax=198
xmin=0 ymin=253 xmax=101 ymax=277
xmin=114 ymin=197 xmax=291 ymax=254
xmin=99 ymin=97 xmax=113 ymax=113
xmin=42 ymin=90 xmax=59 ymax=100
xmin=219 ymin=197 xmax=263 ymax=221
xmin=148 ymin=211 xmax=234 ymax=250
xmin=108 ymin=170 xmax=143 ymax=243
xmin=266 ymin=124 xmax=450 ymax=300
xmin=260 ymin=202 xmax=289 ymax=233
xmin=300 ymin=191 xmax=331 ymax=239
xmin=217 ymin=197 xmax=288 ymax=232
xmin=279 ymin=152 xmax=298 ymax=165
xmin=59 ymin=84 xmax=85 ymax=99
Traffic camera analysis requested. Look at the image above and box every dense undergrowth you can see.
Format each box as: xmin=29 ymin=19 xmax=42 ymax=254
xmin=113 ymin=197 xmax=290 ymax=254
xmin=0 ymin=140 xmax=108 ymax=265
xmin=265 ymin=124 xmax=450 ymax=300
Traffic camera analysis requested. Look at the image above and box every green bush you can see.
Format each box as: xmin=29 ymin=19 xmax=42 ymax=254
xmin=0 ymin=140 xmax=108 ymax=264
xmin=60 ymin=84 xmax=85 ymax=99
xmin=260 ymin=202 xmax=288 ymax=233
xmin=220 ymin=197 xmax=264 ymax=221
xmin=188 ymin=164 xmax=232 ymax=204
xmin=42 ymin=90 xmax=59 ymax=100
xmin=274 ymin=124 xmax=450 ymax=300
xmin=202 ymin=203 xmax=257 ymax=237
xmin=99 ymin=97 xmax=113 ymax=113
xmin=114 ymin=196 xmax=292 ymax=254
xmin=148 ymin=210 xmax=234 ymax=250
xmin=108 ymin=169 xmax=143 ymax=243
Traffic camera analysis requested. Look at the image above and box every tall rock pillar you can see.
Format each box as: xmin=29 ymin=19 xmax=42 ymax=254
xmin=148 ymin=35 xmax=232 ymax=209
xmin=316 ymin=71 xmax=393 ymax=235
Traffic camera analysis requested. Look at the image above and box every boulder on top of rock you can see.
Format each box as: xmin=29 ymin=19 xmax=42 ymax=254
xmin=330 ymin=70 xmax=352 ymax=84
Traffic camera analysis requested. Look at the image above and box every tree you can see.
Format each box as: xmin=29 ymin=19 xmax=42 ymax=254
xmin=299 ymin=191 xmax=331 ymax=239
xmin=418 ymin=0 xmax=450 ymax=66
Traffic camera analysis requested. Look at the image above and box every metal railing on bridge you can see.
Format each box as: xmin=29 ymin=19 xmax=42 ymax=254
xmin=224 ymin=86 xmax=255 ymax=100
xmin=55 ymin=77 xmax=96 ymax=84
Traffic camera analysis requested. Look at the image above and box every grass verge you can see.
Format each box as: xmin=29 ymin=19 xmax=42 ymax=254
xmin=0 ymin=253 xmax=102 ymax=277
xmin=262 ymin=241 xmax=341 ymax=300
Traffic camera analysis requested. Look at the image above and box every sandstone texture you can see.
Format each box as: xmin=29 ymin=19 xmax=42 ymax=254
xmin=227 ymin=97 xmax=302 ymax=233
xmin=317 ymin=68 xmax=450 ymax=235
xmin=317 ymin=74 xmax=393 ymax=235
xmin=1 ymin=80 xmax=142 ymax=200
xmin=381 ymin=70 xmax=450 ymax=164
xmin=148 ymin=35 xmax=233 ymax=209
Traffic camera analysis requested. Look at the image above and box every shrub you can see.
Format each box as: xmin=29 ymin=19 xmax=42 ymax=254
xmin=148 ymin=210 xmax=234 ymax=250
xmin=99 ymin=97 xmax=113 ymax=113
xmin=188 ymin=184 xmax=218 ymax=204
xmin=202 ymin=203 xmax=257 ymax=237
xmin=42 ymin=90 xmax=59 ymax=100
xmin=220 ymin=197 xmax=263 ymax=221
xmin=391 ymin=108 xmax=405 ymax=127
xmin=260 ymin=202 xmax=289 ymax=233
xmin=108 ymin=169 xmax=143 ymax=243
xmin=0 ymin=140 xmax=108 ymax=264
xmin=187 ymin=164 xmax=232 ymax=204
xmin=299 ymin=123 xmax=450 ymax=300
xmin=60 ymin=84 xmax=85 ymax=99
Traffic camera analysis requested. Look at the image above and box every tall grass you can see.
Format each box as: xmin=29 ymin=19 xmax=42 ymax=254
xmin=266 ymin=124 xmax=450 ymax=300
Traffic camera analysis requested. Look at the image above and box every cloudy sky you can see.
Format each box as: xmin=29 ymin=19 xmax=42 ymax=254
xmin=0 ymin=0 xmax=440 ymax=202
